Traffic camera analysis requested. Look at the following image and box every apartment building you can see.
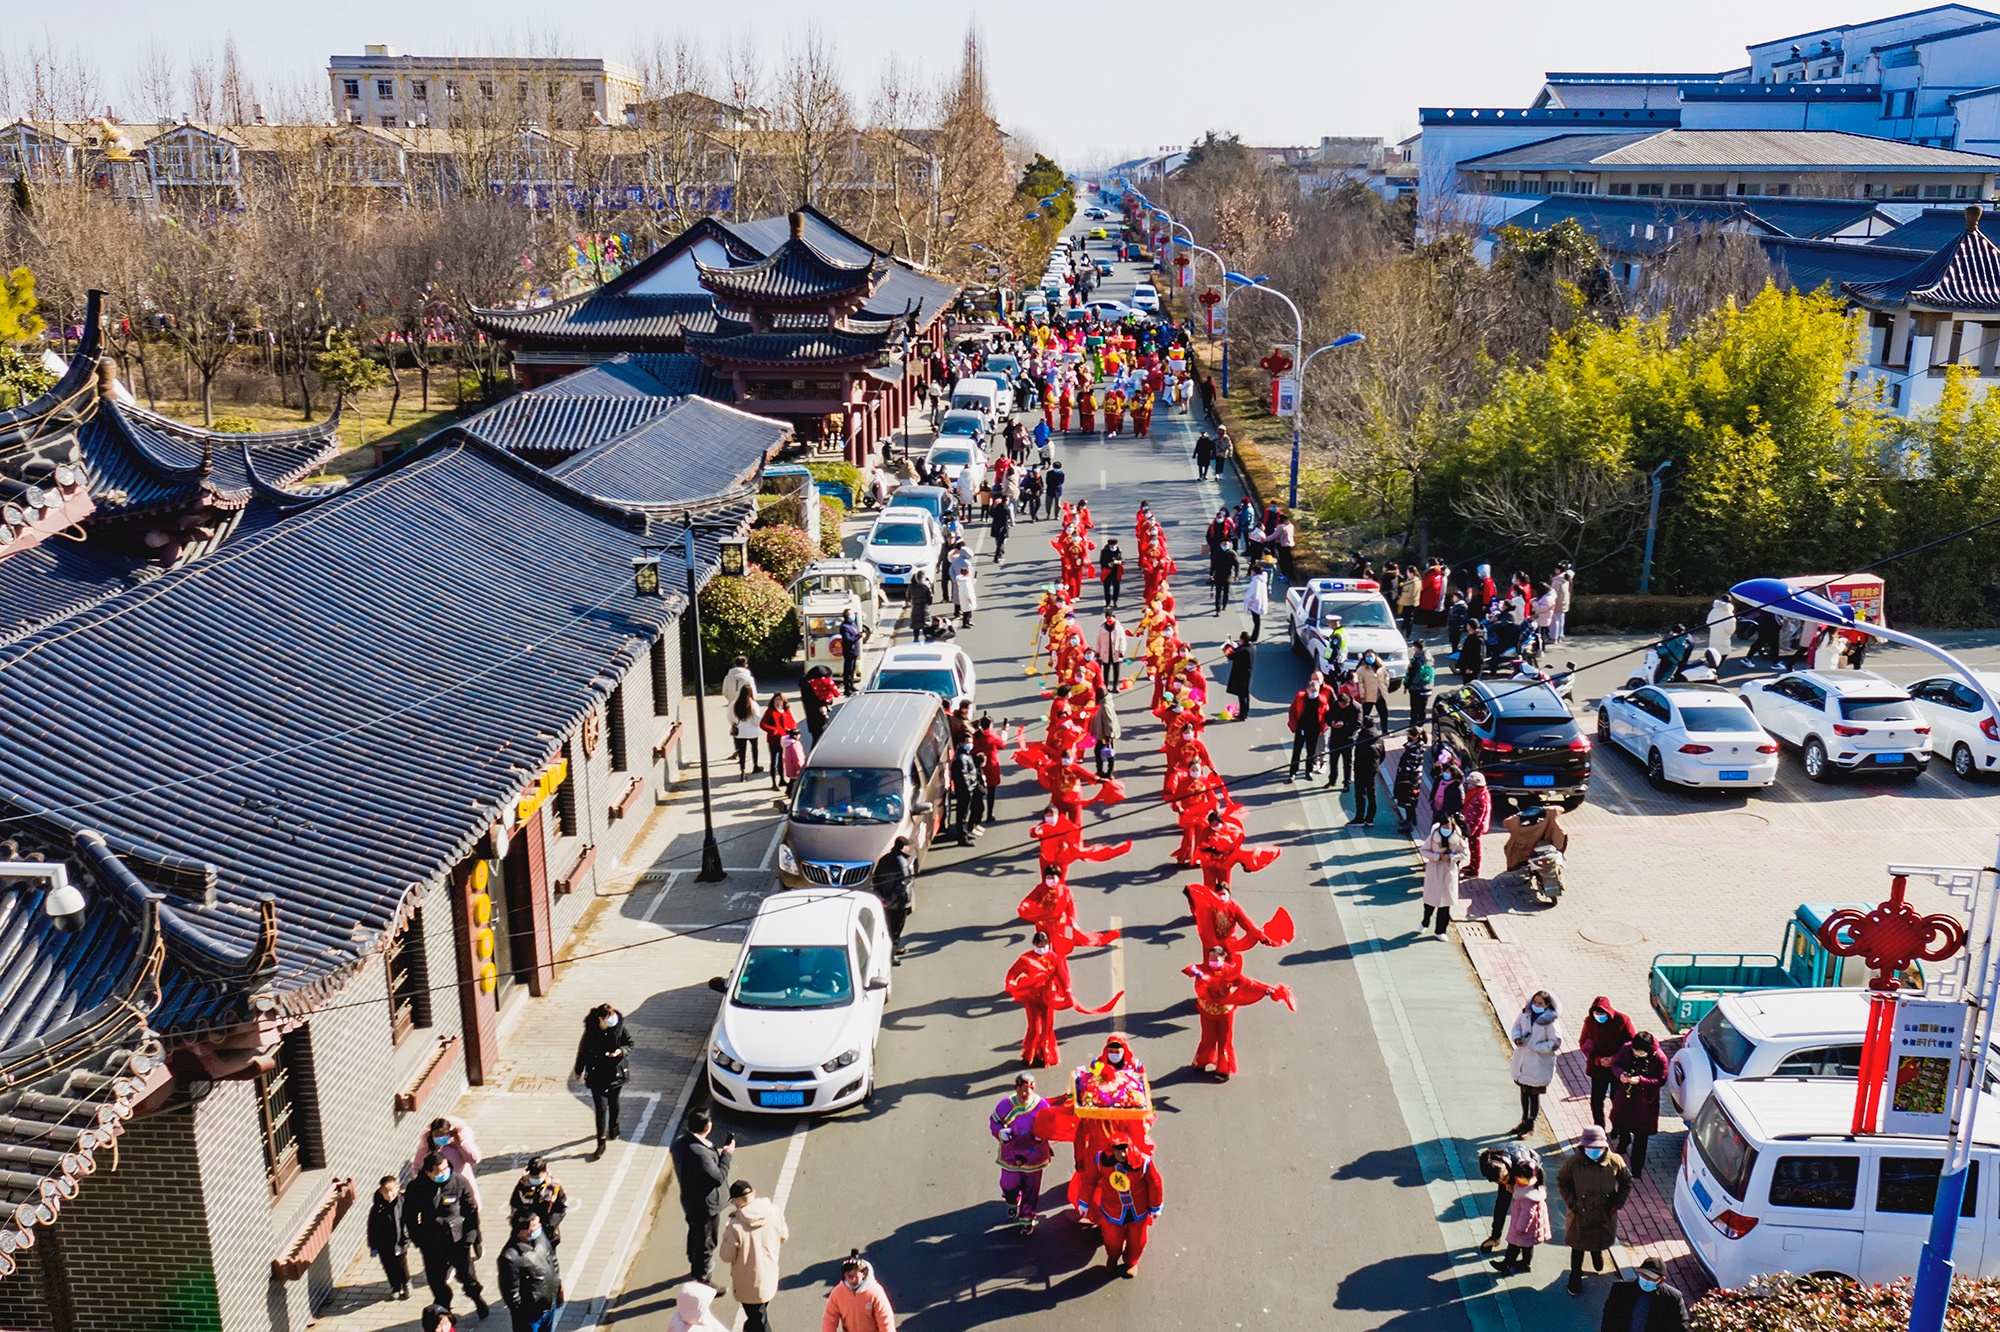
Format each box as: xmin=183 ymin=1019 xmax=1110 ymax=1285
xmin=327 ymin=45 xmax=642 ymax=129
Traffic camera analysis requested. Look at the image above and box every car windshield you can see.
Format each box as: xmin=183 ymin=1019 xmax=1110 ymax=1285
xmin=940 ymin=419 xmax=979 ymax=436
xmin=790 ymin=767 xmax=904 ymax=825
xmin=887 ymin=493 xmax=941 ymax=515
xmin=931 ymin=447 xmax=975 ymax=466
xmin=1680 ymin=706 xmax=1761 ymax=733
xmin=874 ymin=668 xmax=959 ymax=698
xmin=1691 ymin=1096 xmax=1759 ymax=1202
xmin=1326 ymin=599 xmax=1396 ymax=630
xmin=1697 ymin=1005 xmax=1755 ymax=1076
xmin=1842 ymin=697 xmax=1920 ymax=722
xmin=870 ymin=522 xmax=931 ymax=547
xmin=732 ymin=945 xmax=854 ymax=1010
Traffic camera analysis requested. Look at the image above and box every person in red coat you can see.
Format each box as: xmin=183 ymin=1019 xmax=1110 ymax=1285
xmin=1078 ymin=1136 xmax=1163 ymax=1275
xmin=1005 ymin=933 xmax=1070 ymax=1066
xmin=1581 ymin=996 xmax=1639 ymax=1128
xmin=1183 ymin=945 xmax=1297 ymax=1078
xmin=1184 ymin=880 xmax=1294 ymax=956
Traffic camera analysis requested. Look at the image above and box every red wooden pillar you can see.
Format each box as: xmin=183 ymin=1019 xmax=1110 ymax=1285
xmin=451 ymin=859 xmax=500 ymax=1086
xmin=520 ymin=807 xmax=557 ymax=996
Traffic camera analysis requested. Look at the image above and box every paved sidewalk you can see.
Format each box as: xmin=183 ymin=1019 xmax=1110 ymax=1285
xmin=313 ymin=508 xmax=909 ymax=1332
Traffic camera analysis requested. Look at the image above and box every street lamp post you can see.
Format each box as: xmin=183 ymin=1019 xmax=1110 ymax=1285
xmin=1640 ymin=460 xmax=1671 ymax=594
xmin=1730 ymin=578 xmax=2000 ymax=1332
xmin=637 ymin=533 xmax=727 ymax=882
xmin=1222 ymin=273 xmax=1364 ymax=511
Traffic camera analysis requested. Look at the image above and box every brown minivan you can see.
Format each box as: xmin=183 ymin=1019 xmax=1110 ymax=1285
xmin=776 ymin=690 xmax=951 ymax=890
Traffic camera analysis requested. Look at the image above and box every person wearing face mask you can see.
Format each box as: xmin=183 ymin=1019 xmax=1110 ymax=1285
xmin=1557 ymin=1125 xmax=1633 ymax=1297
xmin=1507 ymin=991 xmax=1564 ymax=1138
xmin=1078 ymin=1135 xmax=1164 ymax=1277
xmin=1352 ymin=650 xmax=1390 ymax=733
xmin=822 ymin=1251 xmax=896 ymax=1332
xmin=508 ymin=1157 xmax=568 ymax=1250
xmin=572 ymin=1003 xmax=636 ymax=1157
xmin=1599 ymin=1256 xmax=1687 ymax=1331
xmin=1580 ymin=997 xmax=1638 ymax=1128
xmin=671 ymin=1110 xmax=736 ymax=1286
xmin=1182 ymin=945 xmax=1297 ymax=1080
xmin=1608 ymin=1032 xmax=1669 ymax=1178
xmin=1004 ymin=930 xmax=1121 ymax=1068
xmin=496 ymin=1209 xmax=563 ymax=1332
xmin=405 ymin=1150 xmax=488 ymax=1317
xmin=413 ymin=1115 xmax=485 ymax=1210
xmin=989 ymin=1073 xmax=1055 ymax=1233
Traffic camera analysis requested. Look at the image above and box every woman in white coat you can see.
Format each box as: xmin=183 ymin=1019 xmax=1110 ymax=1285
xmin=1419 ymin=815 xmax=1469 ymax=938
xmin=1241 ymin=563 xmax=1272 ymax=639
xmin=954 ymin=558 xmax=979 ymax=628
xmin=1508 ymin=991 xmax=1565 ymax=1138
xmin=1706 ymin=597 xmax=1734 ymax=665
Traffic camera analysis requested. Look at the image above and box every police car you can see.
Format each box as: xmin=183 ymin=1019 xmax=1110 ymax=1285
xmin=1285 ymin=578 xmax=1409 ymax=681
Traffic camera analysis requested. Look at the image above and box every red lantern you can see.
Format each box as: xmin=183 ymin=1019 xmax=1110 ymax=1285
xmin=1259 ymin=348 xmax=1294 ymax=414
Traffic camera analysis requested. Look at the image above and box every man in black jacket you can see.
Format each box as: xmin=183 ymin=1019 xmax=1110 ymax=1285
xmin=405 ymin=1151 xmax=488 ymax=1317
xmin=952 ymin=739 xmax=986 ymax=844
xmin=872 ymin=836 xmax=914 ymax=960
xmin=497 ymin=1210 xmax=563 ymax=1332
xmin=1598 ymin=1257 xmax=1688 ymax=1332
xmin=670 ymin=1110 xmax=734 ymax=1284
xmin=1209 ymin=543 xmax=1239 ymax=616
xmin=908 ymin=573 xmax=934 ymax=642
xmin=1224 ymin=634 xmax=1256 ymax=721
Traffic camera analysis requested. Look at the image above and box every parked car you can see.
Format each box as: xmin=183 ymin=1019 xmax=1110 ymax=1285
xmin=860 ymin=510 xmax=944 ymax=592
xmin=704 ymin=889 xmax=894 ymax=1114
xmin=982 ymin=353 xmax=1022 ymax=384
xmin=1432 ymin=679 xmax=1592 ymax=810
xmin=923 ymin=441 xmax=986 ymax=490
xmin=1677 ymin=1077 xmax=2000 ymax=1288
xmin=1130 ymin=284 xmax=1160 ymax=312
xmin=1285 ymin=577 xmax=1407 ymax=681
xmin=868 ymin=643 xmax=978 ymax=710
xmin=1908 ymin=671 xmax=2000 ymax=780
xmin=1739 ymin=670 xmax=1930 ymax=782
xmin=1083 ymin=207 xmax=1108 ymax=220
xmin=1596 ymin=683 xmax=1780 ymax=790
xmin=1088 ymin=227 xmax=1109 ymax=239
xmin=778 ymin=689 xmax=950 ymax=887
xmin=936 ymin=410 xmax=987 ymax=447
xmin=885 ymin=485 xmax=950 ymax=524
xmin=1669 ymin=988 xmax=1869 ymax=1122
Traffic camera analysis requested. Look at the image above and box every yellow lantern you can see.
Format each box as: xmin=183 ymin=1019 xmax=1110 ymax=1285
xmin=471 ymin=893 xmax=493 ymax=927
xmin=478 ymin=962 xmax=498 ymax=994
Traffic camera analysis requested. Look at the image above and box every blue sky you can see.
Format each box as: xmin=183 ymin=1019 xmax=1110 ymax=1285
xmin=10 ymin=0 xmax=1916 ymax=165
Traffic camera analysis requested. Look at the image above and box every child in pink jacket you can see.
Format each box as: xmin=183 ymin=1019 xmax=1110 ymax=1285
xmin=1490 ymin=1161 xmax=1552 ymax=1276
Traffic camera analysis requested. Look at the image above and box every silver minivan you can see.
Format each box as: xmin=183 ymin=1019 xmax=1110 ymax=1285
xmin=776 ymin=691 xmax=950 ymax=891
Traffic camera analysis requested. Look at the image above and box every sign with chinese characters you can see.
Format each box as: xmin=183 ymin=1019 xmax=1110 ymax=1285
xmin=1275 ymin=378 xmax=1300 ymax=418
xmin=515 ymin=757 xmax=570 ymax=827
xmin=719 ymin=536 xmax=748 ymax=578
xmin=1884 ymin=997 xmax=1967 ymax=1136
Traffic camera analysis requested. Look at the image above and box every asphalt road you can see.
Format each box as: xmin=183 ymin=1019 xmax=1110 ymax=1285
xmin=610 ymin=216 xmax=1523 ymax=1331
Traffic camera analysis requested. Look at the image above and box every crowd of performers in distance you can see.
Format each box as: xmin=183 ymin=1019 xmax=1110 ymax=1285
xmin=992 ymin=500 xmax=1296 ymax=1275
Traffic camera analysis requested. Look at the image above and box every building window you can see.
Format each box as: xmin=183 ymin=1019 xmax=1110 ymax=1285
xmin=650 ymin=636 xmax=670 ymax=716
xmin=1668 ymin=183 xmax=1695 ymax=197
xmin=480 ymin=80 xmax=495 ymax=99
xmin=1636 ymin=183 xmax=1663 ymax=197
xmin=581 ymin=81 xmax=597 ymax=103
xmin=412 ymin=80 xmax=428 ymax=101
xmin=257 ymin=1033 xmax=313 ymax=1197
xmin=380 ymin=116 xmax=398 ymax=128
xmin=555 ymin=742 xmax=579 ymax=837
xmin=445 ymin=80 xmax=460 ymax=101
xmin=1768 ymin=184 xmax=1792 ymax=197
xmin=1892 ymin=183 xmax=1919 ymax=198
xmin=1699 ymin=183 xmax=1726 ymax=198
xmin=377 ymin=79 xmax=395 ymax=100
xmin=343 ymin=79 xmax=361 ymax=99
xmin=386 ymin=914 xmax=432 ymax=1044
xmin=1604 ymin=182 xmax=1630 ymax=196
xmin=1737 ymin=182 xmax=1760 ymax=196
xmin=608 ymin=686 xmax=629 ymax=772
xmin=1924 ymin=185 xmax=1955 ymax=199
xmin=1960 ymin=185 xmax=1977 ymax=200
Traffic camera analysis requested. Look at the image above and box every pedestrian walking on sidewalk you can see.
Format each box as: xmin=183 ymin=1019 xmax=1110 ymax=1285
xmin=1208 ymin=542 xmax=1238 ymax=616
xmin=721 ymin=657 xmax=758 ymax=711
xmin=952 ymin=740 xmax=986 ymax=844
xmin=990 ymin=496 xmax=1013 ymax=564
xmin=1418 ymin=816 xmax=1468 ymax=936
xmin=1488 ymin=1159 xmax=1551 ymax=1277
xmin=1241 ymin=563 xmax=1271 ymax=639
xmin=1223 ymin=633 xmax=1256 ymax=721
xmin=1406 ymin=641 xmax=1434 ymax=729
xmin=802 ymin=666 xmax=838 ymax=749
xmin=1323 ymin=685 xmax=1359 ymax=791
xmin=573 ymin=1004 xmax=635 ymax=1156
xmin=1476 ymin=1143 xmax=1544 ymax=1255
xmin=760 ymin=696 xmax=800 ymax=793
xmin=1287 ymin=673 xmax=1327 ymax=780
xmin=1608 ymin=1032 xmax=1669 ymax=1179
xmin=717 ymin=1182 xmax=788 ymax=1332
xmin=671 ymin=1110 xmax=736 ymax=1285
xmin=733 ymin=686 xmax=762 ymax=777
xmin=413 ymin=1116 xmax=485 ymax=1207
xmin=497 ymin=1210 xmax=562 ymax=1332
xmin=508 ymin=1157 xmax=569 ymax=1249
xmin=405 ymin=1151 xmax=488 ymax=1318
xmin=1581 ymin=997 xmax=1638 ymax=1127
xmin=1350 ymin=723 xmax=1384 ymax=825
xmin=1558 ymin=1125 xmax=1633 ymax=1296
xmin=871 ymin=836 xmax=914 ymax=960
xmin=952 ymin=550 xmax=978 ymax=629
xmin=838 ymin=612 xmax=863 ymax=693
xmin=1193 ymin=432 xmax=1215 ymax=479
xmin=1393 ymin=727 xmax=1426 ymax=832
xmin=1353 ymin=651 xmax=1391 ymax=733
xmin=1601 ymin=1256 xmax=1687 ymax=1332
xmin=1461 ymin=772 xmax=1492 ymax=879
xmin=667 ymin=1281 xmax=729 ymax=1332
xmin=823 ymin=1252 xmax=896 ymax=1332
xmin=1508 ymin=991 xmax=1564 ymax=1138
xmin=367 ymin=1176 xmax=411 ymax=1299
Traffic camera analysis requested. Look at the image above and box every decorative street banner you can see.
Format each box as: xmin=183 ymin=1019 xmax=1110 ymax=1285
xmin=1884 ymin=997 xmax=1968 ymax=1136
xmin=1275 ymin=377 xmax=1300 ymax=418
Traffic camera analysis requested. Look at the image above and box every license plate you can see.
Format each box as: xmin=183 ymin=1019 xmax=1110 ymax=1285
xmin=1720 ymin=770 xmax=1749 ymax=781
xmin=1523 ymin=774 xmax=1555 ymax=787
xmin=1875 ymin=753 xmax=1903 ymax=764
xmin=757 ymin=1090 xmax=807 ymax=1107
xmin=1691 ymin=1177 xmax=1714 ymax=1212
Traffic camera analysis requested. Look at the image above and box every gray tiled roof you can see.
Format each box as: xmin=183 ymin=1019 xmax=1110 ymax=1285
xmin=697 ymin=236 xmax=887 ymax=305
xmin=548 ymin=398 xmax=790 ymax=510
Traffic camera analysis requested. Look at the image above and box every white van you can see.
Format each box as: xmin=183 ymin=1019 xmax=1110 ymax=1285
xmin=949 ymin=377 xmax=1002 ymax=434
xmin=1678 ymin=1078 xmax=2000 ymax=1287
xmin=1671 ymin=989 xmax=1868 ymax=1121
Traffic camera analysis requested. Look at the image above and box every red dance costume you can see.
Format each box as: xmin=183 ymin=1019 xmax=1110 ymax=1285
xmin=1183 ymin=955 xmax=1297 ymax=1075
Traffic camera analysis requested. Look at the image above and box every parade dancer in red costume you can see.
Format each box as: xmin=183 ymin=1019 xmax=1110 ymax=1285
xmin=1005 ymin=934 xmax=1123 ymax=1068
xmin=1182 ymin=945 xmax=1297 ymax=1080
xmin=1029 ymin=806 xmax=1131 ymax=876
xmin=1195 ymin=810 xmax=1283 ymax=890
xmin=1079 ymin=1136 xmax=1163 ymax=1276
xmin=1184 ymin=877 xmax=1295 ymax=956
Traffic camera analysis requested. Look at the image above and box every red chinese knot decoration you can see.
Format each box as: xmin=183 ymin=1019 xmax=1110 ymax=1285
xmin=1258 ymin=348 xmax=1293 ymax=375
xmin=1197 ymin=289 xmax=1221 ymax=308
xmin=1817 ymin=875 xmax=1966 ymax=993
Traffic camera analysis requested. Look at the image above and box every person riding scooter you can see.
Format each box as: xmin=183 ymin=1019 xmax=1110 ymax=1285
xmin=1502 ymin=804 xmax=1569 ymax=881
xmin=1652 ymin=625 xmax=1693 ymax=684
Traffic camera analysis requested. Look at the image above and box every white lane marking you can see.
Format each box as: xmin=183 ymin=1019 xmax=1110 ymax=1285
xmin=1098 ymin=468 xmax=1107 ymax=489
xmin=575 ymin=1058 xmax=709 ymax=1331
xmin=1109 ymin=914 xmax=1126 ymax=1021
xmin=642 ymin=874 xmax=681 ymax=923
xmin=773 ymin=1120 xmax=811 ymax=1208
xmin=1306 ymin=789 xmax=1523 ymax=1332
xmin=558 ymin=1090 xmax=661 ymax=1330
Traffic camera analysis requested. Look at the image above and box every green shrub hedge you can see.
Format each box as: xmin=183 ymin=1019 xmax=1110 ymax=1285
xmin=806 ymin=460 xmax=864 ymax=502
xmin=819 ymin=497 xmax=846 ymax=556
xmin=1693 ymin=1274 xmax=2000 ymax=1330
xmin=748 ymin=525 xmax=817 ymax=585
xmin=697 ymin=568 xmax=800 ymax=677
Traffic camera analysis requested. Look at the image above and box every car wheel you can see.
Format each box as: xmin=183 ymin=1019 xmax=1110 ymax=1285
xmin=1290 ymin=624 xmax=1303 ymax=656
xmin=1955 ymin=742 xmax=1977 ymax=781
xmin=1802 ymin=737 xmax=1832 ymax=782
xmin=1646 ymin=750 xmax=1669 ymax=791
xmin=1596 ymin=708 xmax=1611 ymax=743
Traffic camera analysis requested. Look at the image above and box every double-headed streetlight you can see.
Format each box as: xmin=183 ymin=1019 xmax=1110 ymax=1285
xmin=1224 ymin=270 xmax=1363 ymax=510
xmin=1731 ymin=577 xmax=2000 ymax=1332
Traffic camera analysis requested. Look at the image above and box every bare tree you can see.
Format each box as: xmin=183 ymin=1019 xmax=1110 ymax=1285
xmin=1455 ymin=459 xmax=1649 ymax=567
xmin=772 ymin=27 xmax=854 ymax=209
xmin=1644 ymin=227 xmax=1776 ymax=337
xmin=127 ymin=41 xmax=179 ymax=124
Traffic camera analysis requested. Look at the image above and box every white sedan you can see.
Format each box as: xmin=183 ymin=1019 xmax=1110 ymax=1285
xmin=923 ymin=441 xmax=987 ymax=490
xmin=1909 ymin=671 xmax=2000 ymax=780
xmin=1129 ymin=285 xmax=1160 ymax=312
xmin=868 ymin=643 xmax=978 ymax=710
xmin=1596 ymin=683 xmax=1780 ymax=789
xmin=860 ymin=511 xmax=943 ymax=592
xmin=705 ymin=890 xmax=891 ymax=1114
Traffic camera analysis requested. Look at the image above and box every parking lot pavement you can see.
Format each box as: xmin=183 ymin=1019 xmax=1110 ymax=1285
xmin=1417 ymin=624 xmax=2000 ymax=1292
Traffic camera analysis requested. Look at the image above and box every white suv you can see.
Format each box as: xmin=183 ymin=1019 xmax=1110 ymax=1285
xmin=1669 ymin=988 xmax=1867 ymax=1122
xmin=1739 ymin=670 xmax=1930 ymax=781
